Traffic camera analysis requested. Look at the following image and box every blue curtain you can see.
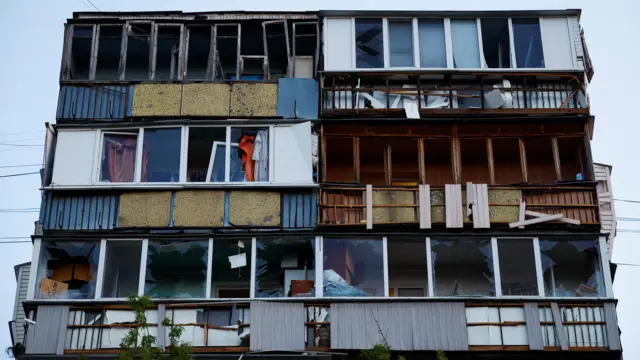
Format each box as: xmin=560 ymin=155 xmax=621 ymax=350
xmin=389 ymin=20 xmax=414 ymax=67
xmin=513 ymin=19 xmax=545 ymax=68
xmin=418 ymin=19 xmax=447 ymax=68
xmin=451 ymin=19 xmax=481 ymax=68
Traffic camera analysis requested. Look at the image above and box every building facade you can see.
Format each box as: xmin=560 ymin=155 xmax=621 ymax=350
xmin=10 ymin=8 xmax=621 ymax=360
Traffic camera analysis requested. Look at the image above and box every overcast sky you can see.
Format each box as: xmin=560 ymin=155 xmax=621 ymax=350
xmin=1 ymin=0 xmax=639 ymax=358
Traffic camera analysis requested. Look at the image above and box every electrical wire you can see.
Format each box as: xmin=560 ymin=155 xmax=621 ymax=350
xmin=614 ymin=198 xmax=640 ymax=204
xmin=84 ymin=0 xmax=100 ymax=11
xmin=0 ymin=241 xmax=31 ymax=244
xmin=0 ymin=164 xmax=41 ymax=169
xmin=0 ymin=131 xmax=42 ymax=137
xmin=0 ymin=171 xmax=40 ymax=178
xmin=0 ymin=143 xmax=43 ymax=147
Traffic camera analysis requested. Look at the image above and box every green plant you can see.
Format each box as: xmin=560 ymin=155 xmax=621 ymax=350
xmin=117 ymin=295 xmax=192 ymax=360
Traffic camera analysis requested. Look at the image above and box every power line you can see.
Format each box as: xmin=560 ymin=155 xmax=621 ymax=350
xmin=0 ymin=130 xmax=42 ymax=137
xmin=0 ymin=241 xmax=31 ymax=244
xmin=614 ymin=198 xmax=640 ymax=204
xmin=0 ymin=171 xmax=40 ymax=178
xmin=0 ymin=237 xmax=31 ymax=240
xmin=0 ymin=164 xmax=41 ymax=169
xmin=0 ymin=143 xmax=43 ymax=147
xmin=84 ymin=0 xmax=100 ymax=11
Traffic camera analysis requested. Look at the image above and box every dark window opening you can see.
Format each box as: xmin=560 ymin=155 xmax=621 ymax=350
xmin=431 ymin=238 xmax=494 ymax=297
xmin=103 ymin=241 xmax=142 ymax=298
xmin=513 ymin=18 xmax=544 ymax=68
xmin=211 ymin=239 xmax=251 ymax=298
xmin=524 ymin=138 xmax=555 ymax=184
xmin=240 ymin=57 xmax=267 ymax=78
xmin=388 ymin=237 xmax=428 ymax=297
xmin=125 ymin=23 xmax=151 ymax=80
xmin=293 ymin=22 xmax=317 ymax=78
xmin=264 ymin=21 xmax=290 ymax=78
xmin=391 ymin=139 xmax=419 ymax=185
xmin=186 ymin=26 xmax=211 ymax=80
xmin=187 ymin=127 xmax=227 ymax=182
xmin=360 ymin=137 xmax=387 ymax=185
xmin=323 ymin=238 xmax=384 ymax=297
xmin=492 ymin=138 xmax=522 ymax=184
xmin=424 ymin=138 xmax=453 ymax=185
xmin=325 ymin=137 xmax=354 ymax=183
xmin=216 ymin=25 xmax=240 ymax=80
xmin=142 ymin=128 xmax=181 ymax=182
xmin=355 ymin=19 xmax=383 ymax=68
xmin=481 ymin=18 xmax=511 ymax=68
xmin=255 ymin=237 xmax=315 ymax=298
xmin=70 ymin=26 xmax=93 ymax=80
xmin=95 ymin=26 xmax=122 ymax=80
xmin=558 ymin=137 xmax=588 ymax=181
xmin=155 ymin=26 xmax=181 ymax=80
xmin=497 ymin=239 xmax=538 ymax=296
xmin=460 ymin=139 xmax=490 ymax=184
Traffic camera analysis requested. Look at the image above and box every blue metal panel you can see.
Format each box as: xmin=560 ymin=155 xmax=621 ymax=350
xmin=282 ymin=192 xmax=317 ymax=229
xmin=42 ymin=193 xmax=119 ymax=231
xmin=57 ymin=85 xmax=132 ymax=121
xmin=276 ymin=78 xmax=319 ymax=119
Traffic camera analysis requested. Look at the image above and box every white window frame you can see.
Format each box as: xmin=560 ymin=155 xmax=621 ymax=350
xmin=96 ymin=238 xmax=145 ymax=300
xmin=493 ymin=237 xmax=543 ymax=299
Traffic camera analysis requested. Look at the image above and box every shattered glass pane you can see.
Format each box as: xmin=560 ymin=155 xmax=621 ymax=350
xmin=255 ymin=237 xmax=315 ymax=298
xmin=36 ymin=241 xmax=101 ymax=299
xmin=355 ymin=19 xmax=384 ymax=68
xmin=539 ymin=239 xmax=605 ymax=297
xmin=513 ymin=18 xmax=545 ymax=68
xmin=211 ymin=239 xmax=251 ymax=298
xmin=323 ymin=238 xmax=384 ymax=297
xmin=431 ymin=238 xmax=495 ymax=296
xmin=145 ymin=240 xmax=208 ymax=298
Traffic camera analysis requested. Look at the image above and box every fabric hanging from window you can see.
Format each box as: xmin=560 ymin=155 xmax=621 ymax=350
xmin=238 ymin=135 xmax=256 ymax=182
xmin=418 ymin=19 xmax=447 ymax=68
xmin=451 ymin=19 xmax=481 ymax=68
xmin=104 ymin=137 xmax=137 ymax=182
xmin=253 ymin=130 xmax=269 ymax=182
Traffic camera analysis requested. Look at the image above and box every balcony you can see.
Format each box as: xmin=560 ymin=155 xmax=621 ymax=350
xmin=320 ymin=71 xmax=588 ymax=118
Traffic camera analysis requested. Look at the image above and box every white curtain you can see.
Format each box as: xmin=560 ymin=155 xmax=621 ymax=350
xmin=253 ymin=130 xmax=269 ymax=181
xmin=451 ymin=19 xmax=481 ymax=68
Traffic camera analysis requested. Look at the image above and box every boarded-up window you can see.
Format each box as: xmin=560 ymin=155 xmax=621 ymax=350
xmin=524 ymin=138 xmax=555 ymax=184
xmin=360 ymin=137 xmax=387 ymax=185
xmin=558 ymin=137 xmax=588 ymax=181
xmin=492 ymin=139 xmax=522 ymax=184
xmin=391 ymin=139 xmax=419 ymax=185
xmin=324 ymin=137 xmax=354 ymax=183
xmin=460 ymin=139 xmax=490 ymax=184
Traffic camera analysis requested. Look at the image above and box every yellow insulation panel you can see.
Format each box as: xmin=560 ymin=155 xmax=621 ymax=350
xmin=229 ymin=191 xmax=280 ymax=226
xmin=181 ymin=84 xmax=231 ymax=116
xmin=132 ymin=84 xmax=182 ymax=116
xmin=372 ymin=190 xmax=417 ymax=224
xmin=119 ymin=192 xmax=172 ymax=227
xmin=229 ymin=83 xmax=277 ymax=117
xmin=173 ymin=190 xmax=225 ymax=227
xmin=488 ymin=189 xmax=522 ymax=205
xmin=490 ymin=206 xmax=520 ymax=223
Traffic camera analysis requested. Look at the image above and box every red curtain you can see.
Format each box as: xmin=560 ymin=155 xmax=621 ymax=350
xmin=106 ymin=138 xmax=137 ymax=182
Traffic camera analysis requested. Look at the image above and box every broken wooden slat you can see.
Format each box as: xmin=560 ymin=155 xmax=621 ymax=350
xmin=475 ymin=184 xmax=490 ymax=228
xmin=518 ymin=200 xmax=526 ymax=229
xmin=418 ymin=185 xmax=431 ymax=229
xmin=525 ymin=210 xmax=580 ymax=225
xmin=446 ymin=184 xmax=463 ymax=228
xmin=509 ymin=213 xmax=564 ymax=228
xmin=366 ymin=185 xmax=373 ymax=230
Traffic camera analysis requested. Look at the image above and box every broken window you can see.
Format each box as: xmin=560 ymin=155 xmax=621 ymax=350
xmin=492 ymin=139 xmax=522 ymax=184
xmin=95 ymin=26 xmax=123 ymax=80
xmin=418 ymin=19 xmax=447 ymax=68
xmin=145 ymin=240 xmax=209 ymax=298
xmin=359 ymin=137 xmax=387 ymax=185
xmin=481 ymin=19 xmax=511 ymax=68
xmin=100 ymin=131 xmax=138 ymax=183
xmin=36 ymin=241 xmax=100 ymax=299
xmin=539 ymin=239 xmax=604 ymax=297
xmin=387 ymin=237 xmax=428 ymax=297
xmin=451 ymin=19 xmax=481 ymax=68
xmin=355 ymin=19 xmax=384 ymax=68
xmin=388 ymin=20 xmax=414 ymax=67
xmin=460 ymin=139 xmax=490 ymax=184
xmin=125 ymin=23 xmax=151 ymax=80
xmin=324 ymin=137 xmax=355 ymax=183
xmin=185 ymin=26 xmax=211 ymax=80
xmin=263 ymin=20 xmax=290 ymax=78
xmin=255 ymin=237 xmax=315 ymax=298
xmin=211 ymin=239 xmax=251 ymax=298
xmin=215 ymin=24 xmax=240 ymax=80
xmin=524 ymin=138 xmax=556 ymax=184
xmin=186 ymin=127 xmax=227 ymax=182
xmin=141 ymin=128 xmax=181 ymax=182
xmin=513 ymin=18 xmax=544 ymax=68
xmin=69 ymin=26 xmax=93 ymax=80
xmin=230 ymin=127 xmax=269 ymax=182
xmin=391 ymin=139 xmax=419 ymax=185
xmin=558 ymin=137 xmax=588 ymax=181
xmin=292 ymin=22 xmax=318 ymax=78
xmin=497 ymin=239 xmax=538 ymax=296
xmin=155 ymin=26 xmax=181 ymax=80
xmin=323 ymin=238 xmax=384 ymax=297
xmin=102 ymin=241 xmax=142 ymax=298
xmin=424 ymin=138 xmax=453 ymax=185
xmin=431 ymin=238 xmax=495 ymax=296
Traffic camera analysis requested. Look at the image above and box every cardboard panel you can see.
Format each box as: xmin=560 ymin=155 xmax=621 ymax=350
xmin=230 ymin=83 xmax=277 ymax=117
xmin=372 ymin=190 xmax=416 ymax=224
xmin=181 ymin=83 xmax=231 ymax=116
xmin=229 ymin=191 xmax=280 ymax=226
xmin=173 ymin=190 xmax=225 ymax=227
xmin=132 ymin=84 xmax=182 ymax=116
xmin=119 ymin=192 xmax=172 ymax=227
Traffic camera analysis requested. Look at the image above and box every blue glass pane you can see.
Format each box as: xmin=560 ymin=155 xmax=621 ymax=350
xmin=513 ymin=19 xmax=545 ymax=68
xmin=142 ymin=128 xmax=181 ymax=182
xmin=389 ymin=20 xmax=414 ymax=67
xmin=209 ymin=144 xmax=226 ymax=182
xmin=451 ymin=19 xmax=481 ymax=68
xmin=418 ymin=19 xmax=447 ymax=68
xmin=355 ymin=19 xmax=384 ymax=68
xmin=323 ymin=238 xmax=384 ymax=297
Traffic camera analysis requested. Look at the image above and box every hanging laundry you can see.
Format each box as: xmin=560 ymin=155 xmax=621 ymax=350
xmin=238 ymin=134 xmax=256 ymax=181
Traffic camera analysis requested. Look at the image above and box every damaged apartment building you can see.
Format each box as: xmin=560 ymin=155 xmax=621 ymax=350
xmin=9 ymin=8 xmax=621 ymax=360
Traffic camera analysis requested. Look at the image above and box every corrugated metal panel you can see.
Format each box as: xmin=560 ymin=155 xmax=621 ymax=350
xmin=57 ymin=85 xmax=132 ymax=121
xmin=25 ymin=305 xmax=69 ymax=355
xmin=276 ymin=78 xmax=319 ymax=119
xmin=250 ymin=302 xmax=305 ymax=351
xmin=12 ymin=264 xmax=30 ymax=345
xmin=331 ymin=302 xmax=467 ymax=351
xmin=604 ymin=303 xmax=622 ymax=350
xmin=42 ymin=193 xmax=120 ymax=231
xmin=550 ymin=303 xmax=569 ymax=350
xmin=524 ymin=303 xmax=544 ymax=350
xmin=282 ymin=192 xmax=317 ymax=229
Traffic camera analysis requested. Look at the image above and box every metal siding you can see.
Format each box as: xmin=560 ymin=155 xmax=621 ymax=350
xmin=57 ymin=85 xmax=132 ymax=121
xmin=25 ymin=305 xmax=69 ymax=354
xmin=42 ymin=193 xmax=119 ymax=231
xmin=12 ymin=264 xmax=30 ymax=345
xmin=282 ymin=192 xmax=317 ymax=229
xmin=567 ymin=16 xmax=584 ymax=59
xmin=604 ymin=302 xmax=622 ymax=350
xmin=250 ymin=302 xmax=305 ymax=351
xmin=276 ymin=78 xmax=319 ymax=119
xmin=524 ymin=303 xmax=544 ymax=350
xmin=550 ymin=302 xmax=569 ymax=350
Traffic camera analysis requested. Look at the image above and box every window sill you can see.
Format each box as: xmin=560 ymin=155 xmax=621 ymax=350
xmin=44 ymin=182 xmax=320 ymax=190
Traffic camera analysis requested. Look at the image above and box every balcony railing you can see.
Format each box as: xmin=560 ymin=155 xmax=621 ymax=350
xmin=321 ymin=71 xmax=588 ymax=118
